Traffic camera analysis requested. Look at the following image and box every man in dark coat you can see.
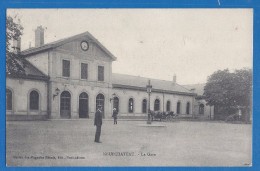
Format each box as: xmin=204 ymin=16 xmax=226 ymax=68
xmin=112 ymin=108 xmax=118 ymax=124
xmin=94 ymin=106 xmax=103 ymax=143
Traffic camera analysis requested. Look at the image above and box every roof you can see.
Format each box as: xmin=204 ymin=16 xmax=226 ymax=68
xmin=112 ymin=73 xmax=195 ymax=96
xmin=6 ymin=57 xmax=49 ymax=81
xmin=182 ymin=83 xmax=206 ymax=96
xmin=21 ymin=31 xmax=117 ymax=61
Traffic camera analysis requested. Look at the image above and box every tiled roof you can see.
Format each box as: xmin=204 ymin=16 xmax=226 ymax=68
xmin=182 ymin=84 xmax=206 ymax=96
xmin=112 ymin=73 xmax=195 ymax=96
xmin=7 ymin=57 xmax=49 ymax=81
xmin=21 ymin=31 xmax=117 ymax=61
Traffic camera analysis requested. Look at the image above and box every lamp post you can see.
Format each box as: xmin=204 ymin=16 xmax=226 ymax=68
xmin=146 ymin=80 xmax=152 ymax=124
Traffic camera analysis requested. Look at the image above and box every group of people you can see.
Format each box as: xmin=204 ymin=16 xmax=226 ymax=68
xmin=94 ymin=106 xmax=118 ymax=143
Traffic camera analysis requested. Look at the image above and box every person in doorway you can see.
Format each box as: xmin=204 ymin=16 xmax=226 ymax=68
xmin=94 ymin=106 xmax=103 ymax=143
xmin=112 ymin=108 xmax=118 ymax=124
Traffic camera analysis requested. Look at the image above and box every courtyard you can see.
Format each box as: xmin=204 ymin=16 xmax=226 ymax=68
xmin=6 ymin=120 xmax=251 ymax=166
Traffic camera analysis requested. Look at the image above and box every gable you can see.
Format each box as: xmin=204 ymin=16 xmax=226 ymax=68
xmin=56 ymin=37 xmax=111 ymax=61
xmin=22 ymin=32 xmax=117 ymax=61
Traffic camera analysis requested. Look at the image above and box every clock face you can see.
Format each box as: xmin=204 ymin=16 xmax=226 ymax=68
xmin=81 ymin=41 xmax=89 ymax=51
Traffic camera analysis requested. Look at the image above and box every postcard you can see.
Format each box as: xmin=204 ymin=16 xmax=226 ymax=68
xmin=6 ymin=8 xmax=252 ymax=167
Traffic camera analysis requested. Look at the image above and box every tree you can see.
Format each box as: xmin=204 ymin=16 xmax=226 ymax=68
xmin=6 ymin=15 xmax=25 ymax=76
xmin=204 ymin=68 xmax=252 ymax=120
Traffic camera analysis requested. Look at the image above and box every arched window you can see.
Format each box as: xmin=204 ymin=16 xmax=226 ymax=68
xmin=30 ymin=90 xmax=39 ymax=110
xmin=166 ymin=101 xmax=171 ymax=112
xmin=199 ymin=104 xmax=205 ymax=115
xmin=6 ymin=89 xmax=12 ymax=110
xmin=177 ymin=101 xmax=181 ymax=114
xmin=113 ymin=97 xmax=119 ymax=112
xmin=128 ymin=98 xmax=134 ymax=113
xmin=154 ymin=99 xmax=160 ymax=111
xmin=142 ymin=99 xmax=147 ymax=113
xmin=96 ymin=94 xmax=105 ymax=113
xmin=186 ymin=102 xmax=190 ymax=114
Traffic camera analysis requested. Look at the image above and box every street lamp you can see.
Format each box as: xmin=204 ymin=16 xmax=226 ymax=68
xmin=53 ymin=88 xmax=60 ymax=100
xmin=146 ymin=80 xmax=152 ymax=124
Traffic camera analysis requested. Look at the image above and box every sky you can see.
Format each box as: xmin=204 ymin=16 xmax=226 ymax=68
xmin=7 ymin=9 xmax=253 ymax=85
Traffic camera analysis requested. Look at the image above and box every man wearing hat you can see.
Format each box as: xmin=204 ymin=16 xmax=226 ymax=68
xmin=94 ymin=106 xmax=103 ymax=143
xmin=112 ymin=108 xmax=118 ymax=124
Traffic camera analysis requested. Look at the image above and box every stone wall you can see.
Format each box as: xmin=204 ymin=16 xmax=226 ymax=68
xmin=6 ymin=78 xmax=48 ymax=116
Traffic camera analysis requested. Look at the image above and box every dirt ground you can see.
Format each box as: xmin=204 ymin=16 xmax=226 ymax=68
xmin=6 ymin=120 xmax=252 ymax=166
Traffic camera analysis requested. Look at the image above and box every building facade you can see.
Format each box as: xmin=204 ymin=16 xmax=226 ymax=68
xmin=6 ymin=28 xmax=213 ymax=120
xmin=183 ymin=84 xmax=214 ymax=120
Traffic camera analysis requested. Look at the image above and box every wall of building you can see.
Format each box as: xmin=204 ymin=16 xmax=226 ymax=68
xmin=49 ymin=81 xmax=114 ymax=119
xmin=47 ymin=38 xmax=114 ymax=119
xmin=111 ymin=88 xmax=194 ymax=117
xmin=47 ymin=83 xmax=195 ymax=119
xmin=49 ymin=38 xmax=112 ymax=81
xmin=8 ymin=35 xmax=198 ymax=120
xmin=193 ymin=99 xmax=214 ymax=119
xmin=50 ymin=49 xmax=112 ymax=83
xmin=6 ymin=78 xmax=48 ymax=116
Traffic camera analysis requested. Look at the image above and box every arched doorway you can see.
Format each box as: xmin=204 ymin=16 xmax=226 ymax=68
xmin=60 ymin=91 xmax=71 ymax=118
xmin=186 ymin=102 xmax=190 ymax=114
xmin=177 ymin=101 xmax=181 ymax=114
xmin=96 ymin=94 xmax=105 ymax=118
xmin=79 ymin=92 xmax=89 ymax=118
xmin=154 ymin=99 xmax=160 ymax=111
xmin=199 ymin=104 xmax=205 ymax=115
xmin=166 ymin=101 xmax=171 ymax=112
xmin=113 ymin=97 xmax=119 ymax=112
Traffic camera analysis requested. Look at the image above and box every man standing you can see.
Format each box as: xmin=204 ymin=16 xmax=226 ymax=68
xmin=112 ymin=108 xmax=118 ymax=124
xmin=94 ymin=106 xmax=103 ymax=143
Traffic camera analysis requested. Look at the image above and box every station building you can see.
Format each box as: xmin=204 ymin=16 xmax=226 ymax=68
xmin=6 ymin=26 xmax=213 ymax=120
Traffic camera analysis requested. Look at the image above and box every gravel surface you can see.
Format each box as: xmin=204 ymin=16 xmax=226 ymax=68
xmin=6 ymin=120 xmax=252 ymax=166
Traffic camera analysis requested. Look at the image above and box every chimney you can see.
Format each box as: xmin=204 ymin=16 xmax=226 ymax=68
xmin=12 ymin=37 xmax=21 ymax=54
xmin=173 ymin=74 xmax=176 ymax=84
xmin=35 ymin=26 xmax=44 ymax=47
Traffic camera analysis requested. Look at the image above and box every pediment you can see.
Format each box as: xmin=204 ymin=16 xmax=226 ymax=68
xmin=22 ymin=32 xmax=116 ymax=61
xmin=56 ymin=35 xmax=113 ymax=61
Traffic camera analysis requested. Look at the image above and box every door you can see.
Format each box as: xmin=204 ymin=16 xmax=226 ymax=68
xmin=177 ymin=101 xmax=181 ymax=114
xmin=79 ymin=92 xmax=89 ymax=118
xmin=60 ymin=91 xmax=71 ymax=118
